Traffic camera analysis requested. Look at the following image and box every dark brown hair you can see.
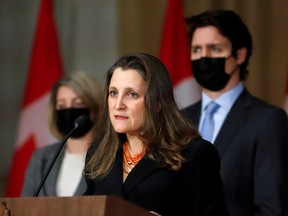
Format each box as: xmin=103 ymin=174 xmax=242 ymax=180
xmin=186 ymin=10 xmax=253 ymax=80
xmin=85 ymin=53 xmax=199 ymax=179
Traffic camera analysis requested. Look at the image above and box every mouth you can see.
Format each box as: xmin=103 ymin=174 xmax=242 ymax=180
xmin=114 ymin=115 xmax=128 ymax=120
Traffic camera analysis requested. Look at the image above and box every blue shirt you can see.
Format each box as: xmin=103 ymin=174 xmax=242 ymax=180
xmin=199 ymin=83 xmax=244 ymax=143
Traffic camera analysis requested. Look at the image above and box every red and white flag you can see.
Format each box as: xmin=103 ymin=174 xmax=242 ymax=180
xmin=5 ymin=0 xmax=63 ymax=197
xmin=159 ymin=0 xmax=200 ymax=109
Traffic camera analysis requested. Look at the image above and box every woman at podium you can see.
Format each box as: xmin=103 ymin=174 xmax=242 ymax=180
xmin=84 ymin=53 xmax=228 ymax=215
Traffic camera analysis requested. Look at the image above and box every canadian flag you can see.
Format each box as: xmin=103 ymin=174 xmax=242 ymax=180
xmin=159 ymin=0 xmax=200 ymax=109
xmin=5 ymin=0 xmax=63 ymax=197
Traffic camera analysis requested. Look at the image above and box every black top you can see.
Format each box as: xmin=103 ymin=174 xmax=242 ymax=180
xmin=84 ymin=137 xmax=228 ymax=216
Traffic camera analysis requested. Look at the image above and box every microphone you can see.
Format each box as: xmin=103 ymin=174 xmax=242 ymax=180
xmin=33 ymin=115 xmax=91 ymax=197
xmin=74 ymin=115 xmax=90 ymax=129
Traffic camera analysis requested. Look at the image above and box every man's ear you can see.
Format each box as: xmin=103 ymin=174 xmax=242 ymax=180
xmin=236 ymin=47 xmax=247 ymax=65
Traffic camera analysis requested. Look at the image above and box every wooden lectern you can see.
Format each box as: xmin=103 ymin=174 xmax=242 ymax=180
xmin=0 ymin=195 xmax=153 ymax=216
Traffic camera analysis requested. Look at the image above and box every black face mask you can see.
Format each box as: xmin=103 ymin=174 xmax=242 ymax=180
xmin=192 ymin=57 xmax=231 ymax=91
xmin=56 ymin=108 xmax=93 ymax=138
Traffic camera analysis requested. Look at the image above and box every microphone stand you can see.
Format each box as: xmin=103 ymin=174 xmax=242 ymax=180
xmin=33 ymin=126 xmax=77 ymax=197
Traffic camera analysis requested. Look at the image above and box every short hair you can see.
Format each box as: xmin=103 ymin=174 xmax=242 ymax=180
xmin=48 ymin=71 xmax=102 ymax=139
xmin=186 ymin=10 xmax=253 ymax=80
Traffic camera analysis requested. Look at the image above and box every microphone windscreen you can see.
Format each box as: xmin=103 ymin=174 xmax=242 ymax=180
xmin=73 ymin=115 xmax=90 ymax=129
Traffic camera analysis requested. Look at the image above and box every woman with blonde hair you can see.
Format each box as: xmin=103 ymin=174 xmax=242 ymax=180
xmin=21 ymin=71 xmax=102 ymax=197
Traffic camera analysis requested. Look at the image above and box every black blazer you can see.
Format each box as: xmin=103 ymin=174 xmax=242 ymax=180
xmin=84 ymin=137 xmax=228 ymax=216
xmin=182 ymin=89 xmax=288 ymax=216
xmin=21 ymin=143 xmax=86 ymax=196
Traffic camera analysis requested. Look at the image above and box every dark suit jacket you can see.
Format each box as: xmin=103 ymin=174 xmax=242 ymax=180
xmin=21 ymin=143 xmax=86 ymax=196
xmin=182 ymin=89 xmax=288 ymax=216
xmin=84 ymin=137 xmax=228 ymax=216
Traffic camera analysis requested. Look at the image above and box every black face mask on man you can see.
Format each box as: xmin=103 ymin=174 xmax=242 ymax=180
xmin=56 ymin=108 xmax=93 ymax=138
xmin=192 ymin=57 xmax=232 ymax=91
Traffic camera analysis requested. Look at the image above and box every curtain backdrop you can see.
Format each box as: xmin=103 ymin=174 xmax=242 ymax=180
xmin=118 ymin=0 xmax=288 ymax=107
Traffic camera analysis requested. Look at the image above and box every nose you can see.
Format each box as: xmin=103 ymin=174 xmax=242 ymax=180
xmin=115 ymin=96 xmax=126 ymax=110
xmin=201 ymin=48 xmax=210 ymax=58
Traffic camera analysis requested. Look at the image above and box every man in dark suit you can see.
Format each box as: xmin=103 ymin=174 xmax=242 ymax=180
xmin=182 ymin=10 xmax=288 ymax=216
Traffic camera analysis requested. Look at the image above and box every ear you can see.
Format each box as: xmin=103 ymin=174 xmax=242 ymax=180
xmin=236 ymin=47 xmax=247 ymax=65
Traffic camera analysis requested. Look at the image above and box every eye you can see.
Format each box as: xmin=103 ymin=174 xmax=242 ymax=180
xmin=109 ymin=90 xmax=118 ymax=97
xmin=191 ymin=46 xmax=201 ymax=54
xmin=73 ymin=102 xmax=85 ymax=108
xmin=56 ymin=104 xmax=66 ymax=110
xmin=56 ymin=101 xmax=67 ymax=110
xmin=210 ymin=45 xmax=222 ymax=53
xmin=128 ymin=92 xmax=138 ymax=98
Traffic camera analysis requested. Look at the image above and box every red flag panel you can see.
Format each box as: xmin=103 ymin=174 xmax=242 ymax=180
xmin=5 ymin=0 xmax=63 ymax=197
xmin=159 ymin=0 xmax=199 ymax=108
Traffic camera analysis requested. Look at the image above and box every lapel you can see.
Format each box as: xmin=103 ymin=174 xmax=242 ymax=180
xmin=74 ymin=176 xmax=86 ymax=195
xmin=104 ymin=148 xmax=159 ymax=197
xmin=102 ymin=146 xmax=159 ymax=198
xmin=103 ymin=149 xmax=125 ymax=197
xmin=42 ymin=146 xmax=65 ymax=196
xmin=183 ymin=101 xmax=202 ymax=127
xmin=123 ymin=155 xmax=158 ymax=196
xmin=214 ymin=89 xmax=252 ymax=156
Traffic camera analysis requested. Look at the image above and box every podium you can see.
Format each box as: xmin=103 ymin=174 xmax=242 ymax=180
xmin=0 ymin=195 xmax=153 ymax=216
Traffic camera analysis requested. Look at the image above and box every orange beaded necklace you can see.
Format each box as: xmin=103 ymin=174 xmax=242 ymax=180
xmin=123 ymin=141 xmax=145 ymax=174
